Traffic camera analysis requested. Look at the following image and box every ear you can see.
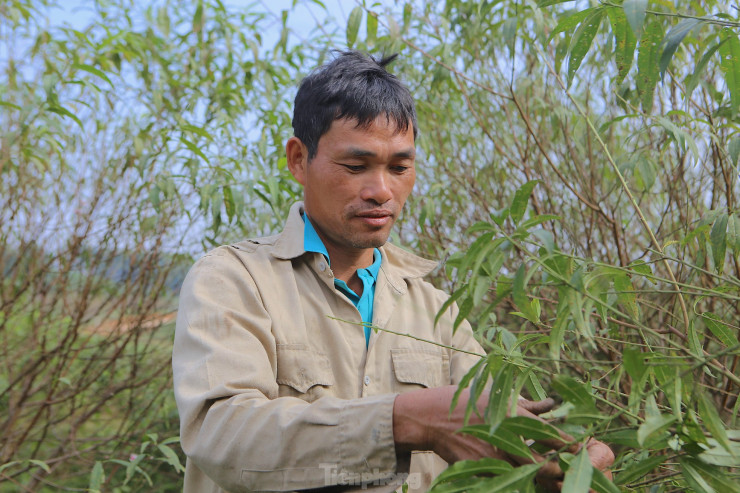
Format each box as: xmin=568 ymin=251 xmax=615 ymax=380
xmin=286 ymin=136 xmax=308 ymax=186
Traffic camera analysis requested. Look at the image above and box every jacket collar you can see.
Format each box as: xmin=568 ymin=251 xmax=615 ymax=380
xmin=270 ymin=202 xmax=438 ymax=283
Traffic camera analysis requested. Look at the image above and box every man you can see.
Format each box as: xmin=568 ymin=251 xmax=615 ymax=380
xmin=172 ymin=51 xmax=613 ymax=493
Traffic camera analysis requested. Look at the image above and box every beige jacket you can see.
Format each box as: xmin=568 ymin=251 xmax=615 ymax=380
xmin=173 ymin=202 xmax=483 ymax=493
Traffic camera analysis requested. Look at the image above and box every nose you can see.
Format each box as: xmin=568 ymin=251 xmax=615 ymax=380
xmin=360 ymin=169 xmax=393 ymax=205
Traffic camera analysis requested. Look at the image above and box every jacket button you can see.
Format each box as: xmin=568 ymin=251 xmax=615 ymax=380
xmin=363 ymin=376 xmax=371 ymax=386
xmin=318 ymin=262 xmax=327 ymax=272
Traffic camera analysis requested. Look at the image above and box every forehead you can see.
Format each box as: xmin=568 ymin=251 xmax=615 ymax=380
xmin=320 ymin=116 xmax=415 ymax=148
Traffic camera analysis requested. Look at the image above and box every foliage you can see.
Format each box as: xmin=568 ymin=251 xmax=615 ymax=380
xmin=2 ymin=0 xmax=740 ymax=491
xmin=0 ymin=0 xmax=330 ymax=489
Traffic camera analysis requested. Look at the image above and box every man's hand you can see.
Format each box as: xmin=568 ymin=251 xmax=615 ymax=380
xmin=392 ymin=385 xmax=614 ymax=489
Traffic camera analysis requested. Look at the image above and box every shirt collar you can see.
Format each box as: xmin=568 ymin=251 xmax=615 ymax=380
xmin=270 ymin=202 xmax=437 ymax=280
xmin=302 ymin=212 xmax=382 ymax=277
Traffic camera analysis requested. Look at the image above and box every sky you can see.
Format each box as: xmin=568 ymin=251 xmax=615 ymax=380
xmin=49 ymin=0 xmax=396 ymax=46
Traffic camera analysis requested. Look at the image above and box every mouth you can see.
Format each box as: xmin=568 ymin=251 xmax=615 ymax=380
xmin=355 ymin=209 xmax=394 ymax=227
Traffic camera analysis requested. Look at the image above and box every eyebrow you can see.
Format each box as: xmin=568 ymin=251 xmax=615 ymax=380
xmin=342 ymin=147 xmax=416 ymax=159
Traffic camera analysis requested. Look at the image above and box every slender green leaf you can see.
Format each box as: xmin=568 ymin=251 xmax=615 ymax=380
xmin=488 ymin=364 xmax=514 ymax=429
xmin=637 ymin=414 xmax=675 ymax=446
xmin=697 ymin=393 xmax=734 ymax=455
xmin=729 ymin=136 xmax=740 ymax=167
xmin=679 ymin=457 xmax=718 ymax=493
xmin=591 ymin=468 xmax=621 ymax=493
xmin=659 ymin=18 xmax=704 ymax=80
xmin=72 ymin=63 xmax=113 ymax=86
xmin=548 ymin=8 xmax=594 ymax=44
xmin=460 ymin=425 xmax=534 ymax=460
xmin=637 ymin=20 xmax=663 ymax=111
xmin=89 ymin=461 xmax=104 ymax=492
xmin=510 ymin=180 xmax=539 ymax=224
xmin=687 ymin=39 xmax=725 ymax=98
xmin=431 ymin=458 xmax=513 ymax=486
xmin=500 ymin=416 xmax=563 ymax=441
xmin=615 ymin=455 xmax=667 ymax=485
xmin=468 ymin=463 xmax=542 ymax=492
xmin=346 ymin=6 xmax=362 ymax=48
xmin=551 ymin=375 xmax=595 ymax=411
xmin=710 ymin=213 xmax=728 ymax=274
xmin=622 ymin=0 xmax=647 ymax=38
xmin=719 ymin=29 xmax=740 ymax=116
xmin=47 ymin=104 xmax=84 ymax=129
xmin=366 ymin=12 xmax=377 ymax=45
xmin=606 ymin=7 xmax=636 ymax=85
xmin=681 ymin=456 xmax=740 ymax=492
xmin=562 ymin=447 xmax=593 ymax=493
xmin=28 ymin=459 xmax=50 ymax=473
xmin=568 ymin=9 xmax=604 ymax=85
xmin=703 ymin=312 xmax=739 ymax=348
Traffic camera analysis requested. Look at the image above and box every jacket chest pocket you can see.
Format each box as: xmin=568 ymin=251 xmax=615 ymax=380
xmin=276 ymin=345 xmax=335 ymax=401
xmin=391 ymin=348 xmax=450 ymax=389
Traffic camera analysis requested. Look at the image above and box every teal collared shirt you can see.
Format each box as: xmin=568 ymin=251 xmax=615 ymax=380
xmin=303 ymin=213 xmax=381 ymax=348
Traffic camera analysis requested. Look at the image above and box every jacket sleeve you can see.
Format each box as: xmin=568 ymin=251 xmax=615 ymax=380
xmin=172 ymin=249 xmax=399 ymax=492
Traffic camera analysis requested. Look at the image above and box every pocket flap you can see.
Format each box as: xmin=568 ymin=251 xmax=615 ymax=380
xmin=391 ymin=349 xmax=450 ymax=388
xmin=276 ymin=345 xmax=335 ymax=393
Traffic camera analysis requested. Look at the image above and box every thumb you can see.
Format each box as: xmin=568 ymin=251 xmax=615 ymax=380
xmin=518 ymin=397 xmax=556 ymax=415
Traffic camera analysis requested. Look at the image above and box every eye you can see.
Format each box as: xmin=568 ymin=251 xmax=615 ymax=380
xmin=391 ymin=165 xmax=411 ymax=173
xmin=341 ymin=164 xmax=365 ymax=172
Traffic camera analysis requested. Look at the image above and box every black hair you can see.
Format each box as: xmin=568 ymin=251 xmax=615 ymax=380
xmin=292 ymin=51 xmax=417 ymax=160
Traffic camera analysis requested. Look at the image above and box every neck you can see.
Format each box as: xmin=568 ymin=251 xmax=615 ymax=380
xmin=325 ymin=245 xmax=375 ymax=286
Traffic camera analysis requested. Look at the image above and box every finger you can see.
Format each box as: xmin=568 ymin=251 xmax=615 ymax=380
xmin=585 ymin=439 xmax=615 ymax=471
xmin=509 ymin=447 xmax=563 ymax=479
xmin=515 ymin=406 xmax=577 ymax=452
xmin=517 ymin=397 xmax=556 ymax=415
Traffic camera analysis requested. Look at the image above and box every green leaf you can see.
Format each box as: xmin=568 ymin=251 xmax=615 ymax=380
xmin=591 ymin=468 xmax=621 ymax=493
xmin=510 ymin=180 xmax=539 ymax=224
xmin=687 ymin=39 xmax=724 ymax=99
xmin=729 ymin=136 xmax=740 ymax=167
xmin=548 ymin=8 xmax=594 ymax=43
xmin=460 ymin=425 xmax=533 ymax=460
xmin=614 ymin=454 xmax=667 ymax=485
xmin=551 ymin=375 xmax=595 ymax=411
xmin=611 ymin=269 xmax=638 ymax=319
xmin=89 ymin=461 xmax=105 ymax=492
xmin=487 ymin=364 xmax=515 ymax=430
xmin=47 ymin=104 xmax=84 ymax=129
xmin=622 ymin=348 xmax=647 ymax=381
xmin=710 ymin=213 xmax=728 ymax=274
xmin=703 ymin=313 xmax=739 ymax=349
xmin=503 ymin=17 xmax=518 ymax=57
xmin=366 ymin=12 xmax=377 ymax=45
xmin=346 ymin=6 xmax=362 ymax=48
xmin=622 ymin=0 xmax=647 ymax=38
xmin=431 ymin=458 xmax=513 ymax=486
xmin=28 ymin=459 xmax=50 ymax=473
xmin=568 ymin=9 xmax=604 ymax=85
xmin=500 ymin=416 xmax=563 ymax=442
xmin=637 ymin=413 xmax=675 ymax=446
xmin=562 ymin=447 xmax=593 ymax=493
xmin=606 ymin=6 xmax=636 ymax=85
xmin=659 ymin=18 xmax=704 ymax=80
xmin=72 ymin=63 xmax=113 ymax=86
xmin=697 ymin=393 xmax=734 ymax=456
xmin=679 ymin=457 xmax=718 ymax=493
xmin=467 ymin=463 xmax=542 ymax=492
xmin=158 ymin=443 xmax=185 ymax=473
xmin=637 ymin=20 xmax=663 ymax=111
xmin=680 ymin=456 xmax=740 ymax=493
xmin=223 ymin=186 xmax=235 ymax=223
xmin=719 ymin=29 xmax=740 ymax=116
xmin=512 ymin=264 xmax=537 ymax=323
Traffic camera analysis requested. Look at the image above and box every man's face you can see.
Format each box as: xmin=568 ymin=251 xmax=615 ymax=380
xmin=288 ymin=116 xmax=416 ymax=258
